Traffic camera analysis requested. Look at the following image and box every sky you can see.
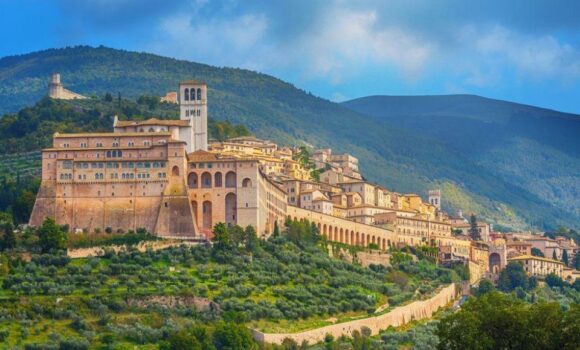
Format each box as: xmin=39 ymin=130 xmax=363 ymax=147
xmin=1 ymin=0 xmax=580 ymax=113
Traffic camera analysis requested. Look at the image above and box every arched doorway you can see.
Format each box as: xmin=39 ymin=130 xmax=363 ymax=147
xmin=172 ymin=166 xmax=180 ymax=177
xmin=215 ymin=172 xmax=222 ymax=187
xmin=242 ymin=178 xmax=252 ymax=187
xmin=489 ymin=253 xmax=501 ymax=273
xmin=202 ymin=201 xmax=212 ymax=229
xmin=225 ymin=193 xmax=237 ymax=225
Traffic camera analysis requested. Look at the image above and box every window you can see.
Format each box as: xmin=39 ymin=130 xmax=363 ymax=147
xmin=96 ymin=142 xmax=103 ymax=148
xmin=128 ymin=141 xmax=134 ymax=147
xmin=184 ymin=88 xmax=190 ymax=101
xmin=197 ymin=88 xmax=201 ymax=100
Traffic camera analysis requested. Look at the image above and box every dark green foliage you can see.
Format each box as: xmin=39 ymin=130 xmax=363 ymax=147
xmin=553 ymin=250 xmax=558 ymax=260
xmin=212 ymin=321 xmax=255 ymax=350
xmin=0 ymin=212 xmax=16 ymax=250
xmin=437 ymin=292 xmax=580 ymax=350
xmin=37 ymin=217 xmax=67 ymax=253
xmin=562 ymin=249 xmax=569 ymax=265
xmin=468 ymin=214 xmax=481 ymax=241
xmin=283 ymin=218 xmax=321 ymax=246
xmin=474 ymin=279 xmax=495 ymax=297
xmin=212 ymin=223 xmax=232 ymax=251
xmin=545 ymin=274 xmax=566 ymax=288
xmin=531 ymin=247 xmax=544 ymax=257
xmin=497 ymin=262 xmax=534 ymax=292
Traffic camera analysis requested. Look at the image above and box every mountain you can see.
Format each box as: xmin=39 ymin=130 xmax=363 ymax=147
xmin=0 ymin=46 xmax=578 ymax=230
xmin=343 ymin=95 xmax=580 ymax=228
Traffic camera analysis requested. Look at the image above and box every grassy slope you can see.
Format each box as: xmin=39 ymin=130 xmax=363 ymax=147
xmin=0 ymin=46 xmax=576 ymax=230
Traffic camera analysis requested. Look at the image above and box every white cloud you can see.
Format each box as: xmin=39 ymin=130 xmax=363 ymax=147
xmin=470 ymin=25 xmax=580 ymax=83
xmin=150 ymin=10 xmax=270 ymax=70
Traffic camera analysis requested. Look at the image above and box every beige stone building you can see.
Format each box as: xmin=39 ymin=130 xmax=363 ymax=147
xmin=508 ymin=255 xmax=564 ymax=278
xmin=48 ymin=73 xmax=86 ymax=100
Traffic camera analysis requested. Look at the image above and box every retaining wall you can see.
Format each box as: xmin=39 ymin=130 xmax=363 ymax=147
xmin=253 ymin=283 xmax=456 ymax=345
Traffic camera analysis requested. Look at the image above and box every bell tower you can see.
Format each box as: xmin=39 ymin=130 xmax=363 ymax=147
xmin=179 ymin=80 xmax=208 ymax=152
xmin=428 ymin=189 xmax=441 ymax=210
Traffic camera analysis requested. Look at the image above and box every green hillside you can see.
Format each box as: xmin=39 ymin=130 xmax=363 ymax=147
xmin=343 ymin=95 xmax=580 ymax=228
xmin=0 ymin=46 xmax=577 ymax=230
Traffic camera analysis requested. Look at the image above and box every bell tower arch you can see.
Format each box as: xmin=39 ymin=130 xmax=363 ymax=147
xmin=179 ymin=80 xmax=208 ymax=152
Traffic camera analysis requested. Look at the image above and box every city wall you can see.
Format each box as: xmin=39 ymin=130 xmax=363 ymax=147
xmin=252 ymin=283 xmax=457 ymax=345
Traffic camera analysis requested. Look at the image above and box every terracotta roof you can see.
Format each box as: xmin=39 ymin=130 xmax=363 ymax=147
xmin=115 ymin=118 xmax=190 ymax=127
xmin=180 ymin=79 xmax=207 ymax=85
xmin=508 ymin=255 xmax=564 ymax=265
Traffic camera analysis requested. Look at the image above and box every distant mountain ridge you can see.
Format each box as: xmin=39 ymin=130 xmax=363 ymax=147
xmin=343 ymin=95 xmax=580 ymax=226
xmin=0 ymin=45 xmax=578 ymax=230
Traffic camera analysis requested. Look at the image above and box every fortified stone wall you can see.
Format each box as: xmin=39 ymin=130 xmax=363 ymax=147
xmin=253 ymin=283 xmax=457 ymax=345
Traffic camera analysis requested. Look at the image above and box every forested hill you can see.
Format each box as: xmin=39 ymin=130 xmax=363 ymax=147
xmin=0 ymin=45 xmax=577 ymax=231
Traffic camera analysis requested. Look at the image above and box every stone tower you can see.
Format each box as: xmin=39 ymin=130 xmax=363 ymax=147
xmin=48 ymin=73 xmax=62 ymax=98
xmin=428 ymin=189 xmax=441 ymax=210
xmin=48 ymin=73 xmax=86 ymax=100
xmin=179 ymin=80 xmax=208 ymax=152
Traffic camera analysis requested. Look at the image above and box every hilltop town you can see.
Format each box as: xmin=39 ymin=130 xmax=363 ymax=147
xmin=30 ymin=74 xmax=579 ymax=285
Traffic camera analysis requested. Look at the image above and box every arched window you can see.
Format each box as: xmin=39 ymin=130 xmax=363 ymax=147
xmin=118 ymin=150 xmax=122 ymax=157
xmin=184 ymin=88 xmax=189 ymax=101
xmin=214 ymin=172 xmax=222 ymax=187
xmin=190 ymin=88 xmax=195 ymax=101
xmin=201 ymin=172 xmax=212 ymax=188
xmin=148 ymin=127 xmax=155 ymax=132
xmin=197 ymin=88 xmax=202 ymax=100
xmin=172 ymin=166 xmax=180 ymax=177
xmin=188 ymin=172 xmax=198 ymax=188
xmin=106 ymin=151 xmax=111 ymax=158
xmin=225 ymin=171 xmax=237 ymax=188
xmin=242 ymin=178 xmax=252 ymax=188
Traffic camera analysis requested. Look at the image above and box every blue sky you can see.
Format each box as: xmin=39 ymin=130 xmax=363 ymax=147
xmin=2 ymin=0 xmax=580 ymax=113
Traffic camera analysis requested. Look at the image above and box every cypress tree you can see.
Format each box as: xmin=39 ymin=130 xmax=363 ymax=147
xmin=552 ymin=250 xmax=558 ymax=261
xmin=272 ymin=220 xmax=280 ymax=237
xmin=562 ymin=249 xmax=569 ymax=266
xmin=469 ymin=214 xmax=481 ymax=241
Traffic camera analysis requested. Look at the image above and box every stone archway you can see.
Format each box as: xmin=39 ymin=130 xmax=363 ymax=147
xmin=489 ymin=252 xmax=501 ymax=273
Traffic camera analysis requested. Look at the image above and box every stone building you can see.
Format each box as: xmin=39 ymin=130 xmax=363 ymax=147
xmin=30 ymin=79 xmax=284 ymax=238
xmin=508 ymin=255 xmax=564 ymax=278
xmin=48 ymin=73 xmax=86 ymax=100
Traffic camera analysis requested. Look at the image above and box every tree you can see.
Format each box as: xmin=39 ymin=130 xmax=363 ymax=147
xmin=272 ymin=220 xmax=280 ymax=237
xmin=244 ymin=225 xmax=258 ymax=252
xmin=552 ymin=250 xmax=558 ymax=260
xmin=212 ymin=321 xmax=255 ymax=350
xmin=562 ymin=249 xmax=569 ymax=266
xmin=531 ymin=247 xmax=544 ymax=257
xmin=228 ymin=225 xmax=246 ymax=247
xmin=0 ymin=212 xmax=16 ymax=250
xmin=37 ymin=217 xmax=67 ymax=253
xmin=212 ymin=223 xmax=231 ymax=251
xmin=545 ymin=273 xmax=565 ymax=288
xmin=437 ymin=292 xmax=573 ymax=350
xmin=104 ymin=93 xmax=113 ymax=102
xmin=573 ymin=251 xmax=580 ymax=270
xmin=497 ymin=262 xmax=530 ymax=292
xmin=468 ymin=214 xmax=481 ymax=241
xmin=475 ymin=279 xmax=495 ymax=297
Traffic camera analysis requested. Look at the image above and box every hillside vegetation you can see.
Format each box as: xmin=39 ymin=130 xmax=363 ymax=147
xmin=0 ymin=218 xmax=460 ymax=349
xmin=0 ymin=46 xmax=577 ymax=230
